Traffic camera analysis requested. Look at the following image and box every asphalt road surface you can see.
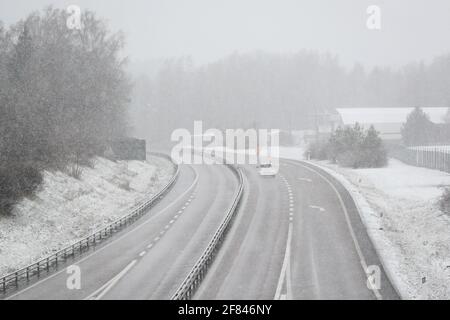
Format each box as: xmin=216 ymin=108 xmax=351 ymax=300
xmin=6 ymin=163 xmax=238 ymax=300
xmin=5 ymin=158 xmax=399 ymax=300
xmin=196 ymin=159 xmax=399 ymax=300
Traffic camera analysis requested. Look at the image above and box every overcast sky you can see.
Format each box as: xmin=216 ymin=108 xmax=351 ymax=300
xmin=1 ymin=0 xmax=450 ymax=69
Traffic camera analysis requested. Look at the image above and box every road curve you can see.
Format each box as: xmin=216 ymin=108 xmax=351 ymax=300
xmin=6 ymin=163 xmax=239 ymax=300
xmin=196 ymin=159 xmax=399 ymax=300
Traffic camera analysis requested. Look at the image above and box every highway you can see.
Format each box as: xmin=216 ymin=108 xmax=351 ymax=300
xmin=196 ymin=159 xmax=399 ymax=300
xmin=4 ymin=157 xmax=400 ymax=300
xmin=6 ymin=163 xmax=239 ymax=300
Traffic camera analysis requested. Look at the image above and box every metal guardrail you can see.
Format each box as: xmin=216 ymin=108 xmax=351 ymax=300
xmin=171 ymin=164 xmax=244 ymax=300
xmin=0 ymin=152 xmax=179 ymax=295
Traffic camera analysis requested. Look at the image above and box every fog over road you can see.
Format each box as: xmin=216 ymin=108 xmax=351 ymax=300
xmin=5 ymin=159 xmax=399 ymax=300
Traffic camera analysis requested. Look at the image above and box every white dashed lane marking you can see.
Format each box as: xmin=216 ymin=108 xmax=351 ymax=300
xmin=144 ymin=192 xmax=196 ymax=256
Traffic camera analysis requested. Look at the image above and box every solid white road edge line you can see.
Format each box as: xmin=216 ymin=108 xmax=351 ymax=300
xmin=85 ymin=259 xmax=137 ymax=300
xmin=274 ymin=223 xmax=293 ymax=300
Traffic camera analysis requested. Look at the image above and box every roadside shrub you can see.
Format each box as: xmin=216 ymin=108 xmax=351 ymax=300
xmin=308 ymin=124 xmax=387 ymax=168
xmin=332 ymin=125 xmax=387 ymax=168
xmin=439 ymin=188 xmax=450 ymax=215
xmin=0 ymin=165 xmax=43 ymax=215
xmin=68 ymin=163 xmax=83 ymax=180
xmin=328 ymin=124 xmax=364 ymax=163
xmin=336 ymin=150 xmax=362 ymax=168
xmin=17 ymin=166 xmax=43 ymax=194
xmin=0 ymin=169 xmax=17 ymax=213
xmin=306 ymin=140 xmax=329 ymax=160
xmin=359 ymin=126 xmax=388 ymax=168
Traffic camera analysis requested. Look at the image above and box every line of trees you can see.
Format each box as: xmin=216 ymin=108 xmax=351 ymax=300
xmin=131 ymin=52 xmax=450 ymax=144
xmin=0 ymin=7 xmax=131 ymax=214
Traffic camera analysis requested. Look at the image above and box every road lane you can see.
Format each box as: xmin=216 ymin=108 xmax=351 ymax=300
xmin=196 ymin=159 xmax=399 ymax=300
xmin=286 ymin=160 xmax=398 ymax=300
xmin=6 ymin=163 xmax=239 ymax=300
xmin=5 ymin=164 xmax=197 ymax=300
xmin=99 ymin=164 xmax=238 ymax=300
xmin=288 ymin=161 xmax=374 ymax=299
xmin=196 ymin=165 xmax=289 ymax=299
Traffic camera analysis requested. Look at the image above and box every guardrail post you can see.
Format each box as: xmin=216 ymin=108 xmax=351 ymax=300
xmin=2 ymin=278 xmax=5 ymax=293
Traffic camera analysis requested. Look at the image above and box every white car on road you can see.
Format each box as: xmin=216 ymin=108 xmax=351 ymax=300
xmin=258 ymin=163 xmax=277 ymax=177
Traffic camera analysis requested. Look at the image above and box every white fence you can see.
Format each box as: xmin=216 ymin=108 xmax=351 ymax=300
xmin=392 ymin=146 xmax=450 ymax=173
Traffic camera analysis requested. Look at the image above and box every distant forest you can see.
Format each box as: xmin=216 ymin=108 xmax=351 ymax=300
xmin=130 ymin=51 xmax=450 ymax=143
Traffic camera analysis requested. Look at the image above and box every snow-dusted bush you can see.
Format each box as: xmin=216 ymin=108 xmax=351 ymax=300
xmin=0 ymin=165 xmax=42 ymax=215
xmin=306 ymin=140 xmax=329 ymax=160
xmin=439 ymin=188 xmax=450 ymax=215
xmin=332 ymin=125 xmax=387 ymax=168
xmin=359 ymin=126 xmax=388 ymax=168
xmin=309 ymin=124 xmax=387 ymax=169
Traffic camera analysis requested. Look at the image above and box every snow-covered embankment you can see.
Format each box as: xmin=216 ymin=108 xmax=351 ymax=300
xmin=0 ymin=155 xmax=174 ymax=276
xmin=313 ymin=159 xmax=450 ymax=299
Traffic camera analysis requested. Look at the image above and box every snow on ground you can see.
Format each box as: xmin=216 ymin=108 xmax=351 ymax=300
xmin=277 ymin=146 xmax=305 ymax=161
xmin=0 ymin=156 xmax=174 ymax=276
xmin=312 ymin=158 xmax=450 ymax=299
